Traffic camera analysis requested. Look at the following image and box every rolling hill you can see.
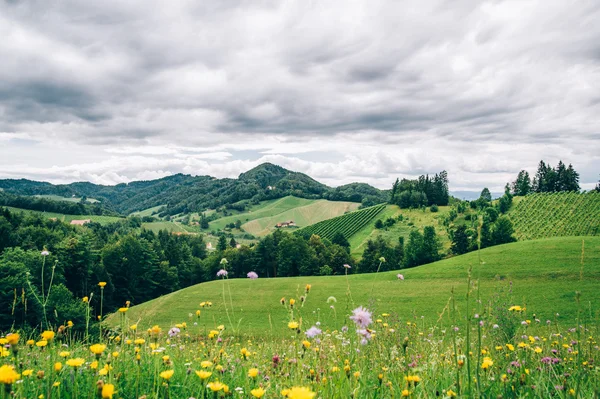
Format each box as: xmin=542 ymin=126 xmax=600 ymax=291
xmin=106 ymin=236 xmax=600 ymax=336
xmin=0 ymin=163 xmax=387 ymax=216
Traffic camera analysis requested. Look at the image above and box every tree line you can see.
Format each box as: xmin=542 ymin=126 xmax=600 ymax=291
xmin=389 ymin=171 xmax=449 ymax=208
xmin=511 ymin=160 xmax=580 ymax=196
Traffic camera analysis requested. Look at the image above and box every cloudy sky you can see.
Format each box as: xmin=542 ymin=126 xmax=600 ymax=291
xmin=0 ymin=0 xmax=599 ymax=192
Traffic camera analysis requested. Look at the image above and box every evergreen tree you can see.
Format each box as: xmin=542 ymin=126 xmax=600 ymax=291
xmin=200 ymin=213 xmax=209 ymax=229
xmin=564 ymin=164 xmax=580 ymax=191
xmin=229 ymin=237 xmax=237 ymax=248
xmin=480 ymin=188 xmax=492 ymax=202
xmin=491 ymin=216 xmax=516 ymax=245
xmin=512 ymin=170 xmax=531 ymax=196
xmin=422 ymin=226 xmax=442 ymax=264
xmin=390 ymin=178 xmax=400 ymax=203
xmin=217 ymin=235 xmax=228 ymax=251
xmin=451 ymin=224 xmax=470 ymax=255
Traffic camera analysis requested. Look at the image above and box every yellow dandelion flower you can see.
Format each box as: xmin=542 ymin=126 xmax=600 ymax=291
xmin=207 ymin=381 xmax=226 ymax=392
xmin=159 ymin=369 xmax=174 ymax=380
xmin=6 ymin=334 xmax=19 ymax=345
xmin=286 ymin=386 xmax=316 ymax=399
xmin=248 ymin=368 xmax=259 ymax=378
xmin=102 ymin=383 xmax=115 ymax=399
xmin=98 ymin=282 xmax=107 ymax=288
xmin=288 ymin=321 xmax=299 ymax=330
xmin=66 ymin=358 xmax=85 ymax=368
xmin=0 ymin=365 xmax=20 ymax=384
xmin=22 ymin=369 xmax=33 ymax=377
xmin=90 ymin=344 xmax=106 ymax=356
xmin=251 ymin=387 xmax=266 ymax=398
xmin=195 ymin=370 xmax=212 ymax=379
xmin=54 ymin=362 xmax=62 ymax=372
xmin=41 ymin=331 xmax=55 ymax=341
xmin=59 ymin=351 xmax=70 ymax=358
xmin=481 ymin=357 xmax=494 ymax=370
xmin=201 ymin=360 xmax=214 ymax=368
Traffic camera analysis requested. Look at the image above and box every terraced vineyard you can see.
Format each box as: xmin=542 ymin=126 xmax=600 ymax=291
xmin=296 ymin=203 xmax=386 ymax=240
xmin=509 ymin=191 xmax=600 ymax=240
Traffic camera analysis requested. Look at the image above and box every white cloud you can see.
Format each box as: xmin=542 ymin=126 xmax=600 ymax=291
xmin=0 ymin=0 xmax=598 ymax=191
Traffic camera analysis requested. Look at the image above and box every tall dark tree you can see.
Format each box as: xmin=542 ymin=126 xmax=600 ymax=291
xmin=480 ymin=188 xmax=492 ymax=202
xmin=217 ymin=235 xmax=228 ymax=251
xmin=451 ymin=224 xmax=470 ymax=255
xmin=390 ymin=178 xmax=400 ymax=203
xmin=512 ymin=170 xmax=532 ymax=196
xmin=563 ymin=164 xmax=580 ymax=192
xmin=491 ymin=216 xmax=516 ymax=245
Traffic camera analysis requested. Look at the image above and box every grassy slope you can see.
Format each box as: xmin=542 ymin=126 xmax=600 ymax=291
xmin=208 ymin=197 xmax=314 ymax=231
xmin=131 ymin=205 xmax=164 ymax=217
xmin=35 ymin=194 xmax=99 ymax=203
xmin=208 ymin=196 xmax=359 ymax=237
xmin=108 ymin=236 xmax=599 ymax=337
xmin=242 ymin=199 xmax=360 ymax=236
xmin=141 ymin=221 xmax=189 ymax=233
xmin=3 ymin=206 xmax=122 ymax=225
xmin=349 ymin=204 xmax=451 ymax=257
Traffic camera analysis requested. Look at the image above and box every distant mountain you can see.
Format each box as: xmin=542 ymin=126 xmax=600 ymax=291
xmin=0 ymin=163 xmax=388 ymax=216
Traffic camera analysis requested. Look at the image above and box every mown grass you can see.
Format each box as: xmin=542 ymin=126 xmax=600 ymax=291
xmin=108 ymin=237 xmax=600 ymax=338
xmin=208 ymin=197 xmax=320 ymax=233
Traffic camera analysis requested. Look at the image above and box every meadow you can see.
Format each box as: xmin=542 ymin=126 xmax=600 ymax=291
xmin=2 ymin=206 xmax=123 ymax=225
xmin=1 ymin=237 xmax=599 ymax=398
xmin=208 ymin=196 xmax=359 ymax=237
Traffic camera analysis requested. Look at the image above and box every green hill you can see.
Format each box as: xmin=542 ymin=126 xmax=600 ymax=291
xmin=296 ymin=204 xmax=386 ymax=240
xmin=107 ymin=237 xmax=600 ymax=336
xmin=508 ymin=191 xmax=600 ymax=240
xmin=0 ymin=163 xmax=387 ymax=216
xmin=348 ymin=204 xmax=452 ymax=257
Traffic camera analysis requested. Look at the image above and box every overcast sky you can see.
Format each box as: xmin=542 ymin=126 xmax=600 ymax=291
xmin=0 ymin=0 xmax=598 ymax=191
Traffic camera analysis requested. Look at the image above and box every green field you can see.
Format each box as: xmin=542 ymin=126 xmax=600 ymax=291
xmin=349 ymin=204 xmax=452 ymax=257
xmin=141 ymin=221 xmax=189 ymax=233
xmin=296 ymin=203 xmax=386 ymax=241
xmin=34 ymin=194 xmax=99 ymax=203
xmin=130 ymin=204 xmax=164 ymax=217
xmin=3 ymin=206 xmax=122 ymax=225
xmin=508 ymin=191 xmax=600 ymax=240
xmin=208 ymin=196 xmax=359 ymax=236
xmin=107 ymin=236 xmax=600 ymax=336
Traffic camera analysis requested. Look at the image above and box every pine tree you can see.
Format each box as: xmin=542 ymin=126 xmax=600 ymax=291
xmin=451 ymin=225 xmax=470 ymax=255
xmin=512 ymin=170 xmax=531 ymax=196
xmin=217 ymin=235 xmax=228 ymax=251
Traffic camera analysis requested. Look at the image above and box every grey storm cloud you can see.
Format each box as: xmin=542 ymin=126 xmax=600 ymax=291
xmin=0 ymin=0 xmax=599 ymax=190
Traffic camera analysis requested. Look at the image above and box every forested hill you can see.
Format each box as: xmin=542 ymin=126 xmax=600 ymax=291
xmin=0 ymin=163 xmax=388 ymax=216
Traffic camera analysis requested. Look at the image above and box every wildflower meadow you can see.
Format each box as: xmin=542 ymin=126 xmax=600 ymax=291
xmin=1 ymin=259 xmax=599 ymax=399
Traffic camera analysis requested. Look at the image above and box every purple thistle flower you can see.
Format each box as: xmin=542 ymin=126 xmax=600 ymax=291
xmin=305 ymin=326 xmax=322 ymax=338
xmin=397 ymin=274 xmax=404 ymax=280
xmin=216 ymin=269 xmax=228 ymax=277
xmin=247 ymin=271 xmax=258 ymax=279
xmin=168 ymin=327 xmax=180 ymax=337
xmin=350 ymin=306 xmax=372 ymax=328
